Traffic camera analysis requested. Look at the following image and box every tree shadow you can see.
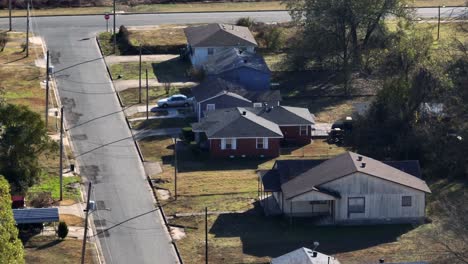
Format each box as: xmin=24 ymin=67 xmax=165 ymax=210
xmin=151 ymin=58 xmax=191 ymax=83
xmin=36 ymin=239 xmax=63 ymax=250
xmin=209 ymin=204 xmax=416 ymax=259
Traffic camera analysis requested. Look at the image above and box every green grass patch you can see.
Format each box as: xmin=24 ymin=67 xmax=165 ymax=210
xmin=139 ymin=136 xmax=175 ymax=163
xmin=109 ymin=61 xmax=155 ymax=80
xmin=28 ymin=174 xmax=81 ymax=201
xmin=98 ymin=32 xmax=118 ymax=56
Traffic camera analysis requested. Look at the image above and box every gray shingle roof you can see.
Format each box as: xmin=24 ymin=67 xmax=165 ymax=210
xmin=192 ymin=107 xmax=283 ymax=138
xmin=249 ymin=105 xmax=315 ymax=125
xmin=203 ymin=48 xmax=270 ymax=75
xmin=184 ymin=24 xmax=257 ymax=47
xmin=192 ymin=78 xmax=281 ymax=103
xmin=281 ymin=152 xmax=431 ymax=199
xmin=271 ymin=247 xmax=341 ymax=264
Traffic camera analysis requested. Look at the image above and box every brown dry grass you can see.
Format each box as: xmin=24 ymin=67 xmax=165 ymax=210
xmin=60 ymin=214 xmax=85 ymax=227
xmin=59 ymin=199 xmax=78 ymax=206
xmin=128 ymin=25 xmax=187 ymax=47
xmin=24 ymin=236 xmax=95 ymax=264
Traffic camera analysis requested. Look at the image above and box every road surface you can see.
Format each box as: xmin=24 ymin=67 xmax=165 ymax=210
xmin=0 ymin=7 xmax=465 ymax=264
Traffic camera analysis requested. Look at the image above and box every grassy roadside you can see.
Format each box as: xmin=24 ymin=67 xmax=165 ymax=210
xmin=24 ymin=236 xmax=95 ymax=264
xmin=0 ymin=0 xmax=465 ymax=18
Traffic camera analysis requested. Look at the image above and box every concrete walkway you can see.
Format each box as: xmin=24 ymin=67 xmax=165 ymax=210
xmin=124 ymin=105 xmax=183 ymax=117
xmin=114 ymin=79 xmax=197 ymax=92
xmin=133 ymin=128 xmax=181 ymax=140
xmin=59 ymin=202 xmax=86 ymax=218
xmin=105 ymin=55 xmax=179 ymax=65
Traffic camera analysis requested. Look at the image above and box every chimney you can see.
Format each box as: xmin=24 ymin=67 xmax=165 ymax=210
xmin=312 ymin=252 xmax=318 ymax=258
xmin=242 ymin=111 xmax=247 ymax=115
xmin=361 ymin=163 xmax=366 ymax=168
xmin=357 ymin=156 xmax=362 ymax=161
xmin=379 ymin=259 xmax=385 ymax=263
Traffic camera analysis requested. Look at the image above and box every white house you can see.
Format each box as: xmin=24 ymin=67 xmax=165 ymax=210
xmin=183 ymin=23 xmax=257 ymax=67
xmin=259 ymin=152 xmax=431 ymax=225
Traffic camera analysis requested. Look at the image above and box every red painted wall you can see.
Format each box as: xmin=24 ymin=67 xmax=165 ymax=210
xmin=280 ymin=126 xmax=311 ymax=144
xmin=210 ymin=138 xmax=280 ymax=158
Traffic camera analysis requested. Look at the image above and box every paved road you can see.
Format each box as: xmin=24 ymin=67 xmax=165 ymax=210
xmin=0 ymin=8 xmax=465 ymax=264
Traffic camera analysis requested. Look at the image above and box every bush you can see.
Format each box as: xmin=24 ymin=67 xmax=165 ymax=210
xmin=57 ymin=221 xmax=68 ymax=240
xmin=27 ymin=192 xmax=53 ymax=208
xmin=236 ymin=17 xmax=255 ymax=28
xmin=257 ymin=27 xmax=284 ymax=52
xmin=0 ymin=32 xmax=7 ymax=52
xmin=188 ymin=67 xmax=205 ymax=81
xmin=182 ymin=127 xmax=195 ymax=142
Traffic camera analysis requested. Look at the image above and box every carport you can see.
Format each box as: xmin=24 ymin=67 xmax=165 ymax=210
xmin=13 ymin=208 xmax=59 ymax=224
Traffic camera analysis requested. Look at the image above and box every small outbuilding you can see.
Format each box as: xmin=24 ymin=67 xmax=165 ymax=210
xmin=259 ymin=152 xmax=431 ymax=225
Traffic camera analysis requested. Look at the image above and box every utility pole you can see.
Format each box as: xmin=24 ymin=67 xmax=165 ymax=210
xmin=113 ymin=0 xmax=117 ymax=54
xmin=45 ymin=50 xmax=50 ymax=129
xmin=437 ymin=5 xmax=441 ymax=41
xmin=81 ymin=182 xmax=92 ymax=264
xmin=174 ymin=138 xmax=178 ymax=200
xmin=59 ymin=106 xmax=64 ymax=201
xmin=8 ymin=0 xmax=12 ymax=31
xmin=25 ymin=0 xmax=30 ymax=57
xmin=139 ymin=44 xmax=142 ymax=103
xmin=146 ymin=69 xmax=149 ymax=120
xmin=205 ymin=207 xmax=208 ymax=264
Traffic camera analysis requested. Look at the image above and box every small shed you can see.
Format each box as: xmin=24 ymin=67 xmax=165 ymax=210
xmin=11 ymin=195 xmax=25 ymax=209
xmin=13 ymin=208 xmax=59 ymax=224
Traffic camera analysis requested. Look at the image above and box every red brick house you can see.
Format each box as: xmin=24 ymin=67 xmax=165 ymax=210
xmin=192 ymin=106 xmax=315 ymax=158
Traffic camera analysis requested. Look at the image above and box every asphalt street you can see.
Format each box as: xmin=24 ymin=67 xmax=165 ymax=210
xmin=0 ymin=7 xmax=465 ymax=264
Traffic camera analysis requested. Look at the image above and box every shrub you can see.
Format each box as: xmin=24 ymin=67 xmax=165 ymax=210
xmin=57 ymin=221 xmax=68 ymax=240
xmin=0 ymin=32 xmax=7 ymax=52
xmin=236 ymin=17 xmax=255 ymax=28
xmin=182 ymin=127 xmax=195 ymax=142
xmin=257 ymin=27 xmax=284 ymax=52
xmin=27 ymin=192 xmax=53 ymax=208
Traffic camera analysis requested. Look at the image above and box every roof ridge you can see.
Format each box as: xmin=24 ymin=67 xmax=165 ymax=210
xmin=237 ymin=107 xmax=283 ymax=136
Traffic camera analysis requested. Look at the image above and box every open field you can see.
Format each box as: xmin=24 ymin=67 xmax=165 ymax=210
xmin=127 ymin=26 xmax=187 ymax=47
xmin=24 ymin=236 xmax=95 ymax=264
xmin=140 ymin=136 xmax=346 ymax=216
xmin=0 ymin=0 xmax=465 ymax=18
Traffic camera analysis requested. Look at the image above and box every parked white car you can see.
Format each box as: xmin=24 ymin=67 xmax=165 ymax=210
xmin=157 ymin=94 xmax=192 ymax=108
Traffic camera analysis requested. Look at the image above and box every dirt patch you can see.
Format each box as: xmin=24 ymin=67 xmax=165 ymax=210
xmin=60 ymin=214 xmax=85 ymax=227
xmin=157 ymin=189 xmax=171 ymax=201
xmin=59 ymin=199 xmax=77 ymax=206
xmin=170 ymin=226 xmax=186 ymax=241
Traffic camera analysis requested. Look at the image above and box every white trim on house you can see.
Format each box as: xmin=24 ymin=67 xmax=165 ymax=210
xmin=221 ymin=138 xmax=237 ymax=150
xmin=198 ymin=91 xmax=252 ymax=104
xmin=256 ymin=137 xmax=269 ymax=149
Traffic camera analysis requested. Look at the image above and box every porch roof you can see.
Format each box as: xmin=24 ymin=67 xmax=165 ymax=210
xmin=259 ymin=170 xmax=281 ymax=192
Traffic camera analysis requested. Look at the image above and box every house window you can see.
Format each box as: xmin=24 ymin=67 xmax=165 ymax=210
xmin=402 ymin=196 xmax=412 ymax=207
xmin=348 ymin=197 xmax=365 ymax=214
xmin=300 ymin=125 xmax=308 ymax=136
xmin=206 ymin=104 xmax=215 ymax=111
xmin=221 ymin=138 xmax=236 ymax=150
xmin=207 ymin=48 xmax=214 ymax=55
xmin=256 ymin=138 xmax=268 ymax=149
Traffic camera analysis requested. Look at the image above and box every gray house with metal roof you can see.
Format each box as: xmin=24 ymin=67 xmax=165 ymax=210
xmin=259 ymin=152 xmax=431 ymax=225
xmin=184 ymin=23 xmax=258 ymax=67
xmin=192 ymin=78 xmax=281 ymax=120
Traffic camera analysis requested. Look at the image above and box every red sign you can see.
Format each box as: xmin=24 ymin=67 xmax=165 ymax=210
xmin=105 ymin=14 xmax=110 ymax=20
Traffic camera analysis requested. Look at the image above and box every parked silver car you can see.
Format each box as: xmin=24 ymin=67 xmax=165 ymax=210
xmin=157 ymin=94 xmax=192 ymax=108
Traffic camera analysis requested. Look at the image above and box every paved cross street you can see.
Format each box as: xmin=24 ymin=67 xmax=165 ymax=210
xmin=0 ymin=7 xmax=465 ymax=264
